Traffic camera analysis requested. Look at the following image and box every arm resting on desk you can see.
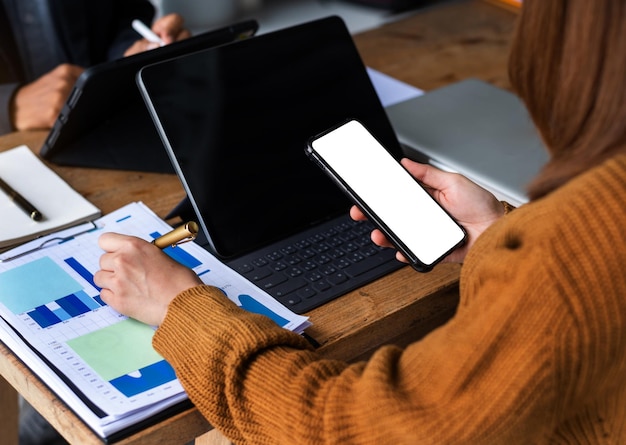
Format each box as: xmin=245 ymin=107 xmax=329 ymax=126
xmin=153 ymin=160 xmax=626 ymax=444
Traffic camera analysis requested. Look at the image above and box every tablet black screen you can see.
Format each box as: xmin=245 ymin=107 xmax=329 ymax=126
xmin=139 ymin=16 xmax=402 ymax=259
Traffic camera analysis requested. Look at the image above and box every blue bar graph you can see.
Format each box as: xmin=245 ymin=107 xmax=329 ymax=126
xmin=94 ymin=295 xmax=106 ymax=306
xmin=150 ymin=231 xmax=202 ymax=269
xmin=0 ymin=256 xmax=109 ymax=328
xmin=65 ymin=257 xmax=100 ymax=290
xmin=1 ymin=239 xmax=201 ymax=330
xmin=26 ymin=290 xmax=107 ymax=328
xmin=57 ymin=294 xmax=90 ymax=317
xmin=52 ymin=307 xmax=72 ymax=322
xmin=76 ymin=290 xmax=101 ymax=310
xmin=110 ymin=360 xmax=177 ymax=397
xmin=28 ymin=306 xmax=61 ymax=328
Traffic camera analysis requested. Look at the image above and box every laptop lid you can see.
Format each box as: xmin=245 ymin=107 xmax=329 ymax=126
xmin=137 ymin=15 xmax=403 ymax=260
xmin=385 ymin=78 xmax=548 ymax=206
xmin=40 ymin=20 xmax=259 ymax=173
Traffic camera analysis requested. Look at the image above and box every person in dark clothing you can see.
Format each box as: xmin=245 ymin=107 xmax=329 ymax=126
xmin=0 ymin=0 xmax=189 ymax=135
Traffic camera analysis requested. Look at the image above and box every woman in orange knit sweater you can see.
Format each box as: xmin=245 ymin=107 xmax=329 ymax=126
xmin=95 ymin=0 xmax=626 ymax=443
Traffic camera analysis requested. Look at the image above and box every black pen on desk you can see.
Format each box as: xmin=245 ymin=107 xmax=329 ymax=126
xmin=0 ymin=176 xmax=43 ymax=221
xmin=152 ymin=221 xmax=199 ymax=249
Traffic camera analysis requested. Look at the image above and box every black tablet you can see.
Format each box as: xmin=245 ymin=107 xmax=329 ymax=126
xmin=136 ymin=16 xmax=406 ymax=314
xmin=136 ymin=15 xmax=403 ymax=259
xmin=40 ymin=20 xmax=258 ymax=173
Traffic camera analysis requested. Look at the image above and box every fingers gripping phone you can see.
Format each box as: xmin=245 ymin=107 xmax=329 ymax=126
xmin=306 ymin=119 xmax=466 ymax=272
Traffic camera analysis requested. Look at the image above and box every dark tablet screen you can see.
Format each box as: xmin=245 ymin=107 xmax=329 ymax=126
xmin=138 ymin=16 xmax=402 ymax=259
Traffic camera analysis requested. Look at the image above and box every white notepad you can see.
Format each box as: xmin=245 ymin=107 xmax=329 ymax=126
xmin=0 ymin=145 xmax=101 ymax=249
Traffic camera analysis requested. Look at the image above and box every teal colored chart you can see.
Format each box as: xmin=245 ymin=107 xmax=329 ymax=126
xmin=0 ymin=257 xmax=81 ymax=314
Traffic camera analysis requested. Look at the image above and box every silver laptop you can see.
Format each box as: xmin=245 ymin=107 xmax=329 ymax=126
xmin=385 ymin=79 xmax=549 ymax=206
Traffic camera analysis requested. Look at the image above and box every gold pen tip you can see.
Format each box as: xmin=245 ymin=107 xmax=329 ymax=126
xmin=186 ymin=221 xmax=199 ymax=234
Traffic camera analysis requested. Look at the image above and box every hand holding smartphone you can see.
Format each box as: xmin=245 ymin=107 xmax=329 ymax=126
xmin=306 ymin=119 xmax=466 ymax=272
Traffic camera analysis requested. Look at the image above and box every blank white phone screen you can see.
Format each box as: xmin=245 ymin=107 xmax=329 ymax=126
xmin=310 ymin=120 xmax=465 ymax=266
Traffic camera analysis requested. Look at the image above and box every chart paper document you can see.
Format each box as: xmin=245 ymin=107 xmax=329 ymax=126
xmin=0 ymin=202 xmax=309 ymax=439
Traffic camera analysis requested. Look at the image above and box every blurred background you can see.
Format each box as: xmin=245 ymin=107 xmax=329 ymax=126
xmin=151 ymin=0 xmax=433 ymax=35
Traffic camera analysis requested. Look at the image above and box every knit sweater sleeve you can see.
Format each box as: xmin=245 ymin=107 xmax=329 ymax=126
xmin=154 ymin=271 xmax=560 ymax=445
xmin=153 ymin=155 xmax=626 ymax=445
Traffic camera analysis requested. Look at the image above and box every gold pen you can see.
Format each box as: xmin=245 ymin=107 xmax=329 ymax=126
xmin=152 ymin=221 xmax=199 ymax=249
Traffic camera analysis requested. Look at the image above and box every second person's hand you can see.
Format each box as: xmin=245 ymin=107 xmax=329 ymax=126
xmin=124 ymin=13 xmax=191 ymax=55
xmin=12 ymin=64 xmax=84 ymax=131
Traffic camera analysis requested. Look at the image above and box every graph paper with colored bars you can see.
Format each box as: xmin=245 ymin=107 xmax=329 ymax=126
xmin=0 ymin=202 xmax=309 ymax=437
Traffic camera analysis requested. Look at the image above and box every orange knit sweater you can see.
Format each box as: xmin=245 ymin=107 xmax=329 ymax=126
xmin=154 ymin=154 xmax=626 ymax=444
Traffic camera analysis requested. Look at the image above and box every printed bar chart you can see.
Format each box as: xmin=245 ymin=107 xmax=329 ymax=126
xmin=0 ymin=202 xmax=309 ymax=435
xmin=3 ymin=241 xmax=202 ymax=329
xmin=28 ymin=289 xmax=105 ymax=328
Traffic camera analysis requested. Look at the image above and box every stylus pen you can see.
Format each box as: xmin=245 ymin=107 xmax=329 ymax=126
xmin=152 ymin=221 xmax=199 ymax=249
xmin=0 ymin=176 xmax=43 ymax=221
xmin=131 ymin=19 xmax=165 ymax=46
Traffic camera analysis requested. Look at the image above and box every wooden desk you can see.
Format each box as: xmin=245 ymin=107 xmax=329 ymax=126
xmin=0 ymin=1 xmax=517 ymax=443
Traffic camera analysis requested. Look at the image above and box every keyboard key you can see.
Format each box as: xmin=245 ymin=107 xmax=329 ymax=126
xmin=266 ymin=251 xmax=282 ymax=261
xmin=273 ymin=261 xmax=288 ymax=271
xmin=301 ymin=260 xmax=317 ymax=271
xmin=252 ymin=257 xmax=268 ymax=267
xmin=281 ymin=245 xmax=297 ymax=255
xmin=341 ymin=232 xmax=357 ymax=242
xmin=315 ymin=254 xmax=332 ymax=265
xmin=312 ymin=280 xmax=331 ymax=292
xmin=246 ymin=267 xmax=272 ymax=281
xmin=280 ymin=294 xmax=302 ymax=307
xmin=327 ymin=248 xmax=344 ymax=259
xmin=342 ymin=242 xmax=359 ymax=252
xmin=286 ymin=267 xmax=302 ymax=277
xmin=322 ymin=228 xmax=337 ymax=237
xmin=258 ymin=273 xmax=288 ymax=289
xmin=284 ymin=254 xmax=301 ymax=265
xmin=308 ymin=234 xmax=325 ymax=243
xmin=234 ymin=263 xmax=253 ymax=274
xmin=312 ymin=243 xmax=329 ymax=253
xmin=345 ymin=253 xmax=395 ymax=277
xmin=327 ymin=237 xmax=343 ymax=247
xmin=361 ymin=246 xmax=379 ymax=256
xmin=273 ymin=277 xmax=308 ymax=297
xmin=327 ymin=272 xmax=348 ymax=285
xmin=334 ymin=258 xmax=351 ymax=269
xmin=300 ymin=248 xmax=316 ymax=259
xmin=354 ymin=225 xmax=370 ymax=236
xmin=334 ymin=221 xmax=353 ymax=232
xmin=320 ymin=264 xmax=337 ymax=275
xmin=304 ymin=271 xmax=323 ymax=282
xmin=297 ymin=287 xmax=317 ymax=299
xmin=294 ymin=240 xmax=310 ymax=249
xmin=346 ymin=252 xmax=364 ymax=262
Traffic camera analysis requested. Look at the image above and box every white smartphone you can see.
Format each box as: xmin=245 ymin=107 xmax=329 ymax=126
xmin=306 ymin=119 xmax=466 ymax=272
